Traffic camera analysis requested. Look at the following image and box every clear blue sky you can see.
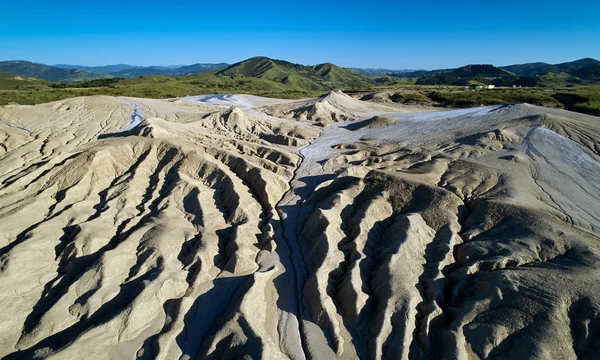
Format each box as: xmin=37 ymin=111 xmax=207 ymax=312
xmin=1 ymin=0 xmax=599 ymax=69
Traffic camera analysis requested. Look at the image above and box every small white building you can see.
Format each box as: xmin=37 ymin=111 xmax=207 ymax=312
xmin=487 ymin=85 xmax=496 ymax=89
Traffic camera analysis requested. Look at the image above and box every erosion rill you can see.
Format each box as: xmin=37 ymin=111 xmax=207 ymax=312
xmin=0 ymin=93 xmax=599 ymax=359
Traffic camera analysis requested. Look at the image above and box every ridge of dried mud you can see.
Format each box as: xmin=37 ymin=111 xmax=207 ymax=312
xmin=0 ymin=94 xmax=599 ymax=359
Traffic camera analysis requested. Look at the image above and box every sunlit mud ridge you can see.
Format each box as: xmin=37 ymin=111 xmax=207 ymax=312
xmin=0 ymin=93 xmax=599 ymax=359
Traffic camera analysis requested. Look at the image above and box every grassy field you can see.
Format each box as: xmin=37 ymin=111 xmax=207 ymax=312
xmin=553 ymin=85 xmax=600 ymax=115
xmin=357 ymin=85 xmax=600 ymax=116
xmin=0 ymin=71 xmax=51 ymax=90
xmin=426 ymin=86 xmax=600 ymax=115
xmin=0 ymin=73 xmax=324 ymax=105
xmin=428 ymin=88 xmax=563 ymax=108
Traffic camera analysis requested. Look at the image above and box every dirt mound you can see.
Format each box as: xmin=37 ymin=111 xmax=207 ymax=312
xmin=343 ymin=115 xmax=397 ymax=130
xmin=263 ymin=90 xmax=398 ymax=126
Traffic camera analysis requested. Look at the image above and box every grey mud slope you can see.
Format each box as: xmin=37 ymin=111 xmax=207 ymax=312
xmin=268 ymin=102 xmax=600 ymax=359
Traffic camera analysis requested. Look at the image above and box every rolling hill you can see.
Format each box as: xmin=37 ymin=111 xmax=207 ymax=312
xmin=0 ymin=71 xmax=49 ymax=90
xmin=350 ymin=67 xmax=420 ymax=76
xmin=556 ymin=58 xmax=600 ymax=72
xmin=413 ymin=58 xmax=600 ymax=87
xmin=53 ymin=64 xmax=143 ymax=73
xmin=501 ymin=62 xmax=558 ymax=76
xmin=416 ymin=64 xmax=514 ymax=85
xmin=1 ymin=56 xmax=599 ymax=117
xmin=56 ymin=63 xmax=230 ymax=78
xmin=173 ymin=63 xmax=229 ymax=75
xmin=0 ymin=57 xmax=396 ymax=106
xmin=215 ymin=56 xmax=377 ymax=91
xmin=110 ymin=67 xmax=174 ymax=78
xmin=571 ymin=65 xmax=600 ymax=82
xmin=496 ymin=59 xmax=600 ymax=87
xmin=501 ymin=58 xmax=600 ymax=76
xmin=0 ymin=61 xmax=112 ymax=82
xmin=452 ymin=64 xmax=513 ymax=77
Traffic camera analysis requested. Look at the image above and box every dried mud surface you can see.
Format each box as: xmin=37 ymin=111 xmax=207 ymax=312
xmin=0 ymin=93 xmax=599 ymax=359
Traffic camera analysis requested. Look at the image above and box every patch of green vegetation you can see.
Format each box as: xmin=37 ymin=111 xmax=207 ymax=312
xmin=0 ymin=63 xmax=598 ymax=118
xmin=416 ymin=65 xmax=514 ymax=86
xmin=0 ymin=72 xmax=50 ymax=90
xmin=414 ymin=59 xmax=600 ymax=88
xmin=428 ymin=88 xmax=562 ymax=108
xmin=215 ymin=56 xmax=384 ymax=91
xmin=501 ymin=62 xmax=558 ymax=76
xmin=535 ymin=72 xmax=581 ymax=87
xmin=0 ymin=72 xmax=324 ymax=105
xmin=49 ymin=78 xmax=122 ymax=88
xmin=553 ymin=86 xmax=600 ymax=115
xmin=389 ymin=91 xmax=431 ymax=104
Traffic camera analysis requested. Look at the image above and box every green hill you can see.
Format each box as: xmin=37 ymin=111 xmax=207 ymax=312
xmin=570 ymin=65 xmax=600 ymax=82
xmin=173 ymin=63 xmax=229 ymax=75
xmin=215 ymin=56 xmax=376 ymax=91
xmin=0 ymin=70 xmax=324 ymax=106
xmin=501 ymin=58 xmax=600 ymax=76
xmin=501 ymin=62 xmax=558 ymax=76
xmin=0 ymin=61 xmax=112 ymax=82
xmin=110 ymin=67 xmax=172 ymax=78
xmin=556 ymin=58 xmax=600 ymax=72
xmin=109 ymin=63 xmax=229 ymax=78
xmin=416 ymin=64 xmax=514 ymax=85
xmin=0 ymin=57 xmax=390 ymax=106
xmin=53 ymin=64 xmax=142 ymax=73
xmin=415 ymin=59 xmax=600 ymax=87
xmin=1 ymin=56 xmax=388 ymax=105
xmin=452 ymin=64 xmax=513 ymax=78
xmin=1 ymin=56 xmax=598 ymax=116
xmin=0 ymin=71 xmax=50 ymax=90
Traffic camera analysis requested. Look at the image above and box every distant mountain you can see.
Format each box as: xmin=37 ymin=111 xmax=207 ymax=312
xmin=55 ymin=63 xmax=230 ymax=78
xmin=173 ymin=63 xmax=229 ymax=75
xmin=570 ymin=65 xmax=600 ymax=82
xmin=391 ymin=68 xmax=451 ymax=78
xmin=556 ymin=58 xmax=600 ymax=72
xmin=416 ymin=64 xmax=513 ymax=85
xmin=110 ymin=67 xmax=172 ymax=78
xmin=154 ymin=65 xmax=186 ymax=69
xmin=0 ymin=61 xmax=112 ymax=82
xmin=409 ymin=58 xmax=600 ymax=87
xmin=454 ymin=64 xmax=513 ymax=78
xmin=499 ymin=58 xmax=600 ymax=86
xmin=351 ymin=68 xmax=421 ymax=76
xmin=501 ymin=62 xmax=558 ymax=76
xmin=53 ymin=64 xmax=143 ymax=74
xmin=3 ymin=57 xmax=599 ymax=89
xmin=501 ymin=58 xmax=600 ymax=76
xmin=216 ymin=56 xmax=375 ymax=91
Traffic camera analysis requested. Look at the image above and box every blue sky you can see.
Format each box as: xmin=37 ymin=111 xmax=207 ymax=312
xmin=1 ymin=0 xmax=599 ymax=69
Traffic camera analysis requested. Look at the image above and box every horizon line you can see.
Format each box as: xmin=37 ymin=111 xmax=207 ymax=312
xmin=0 ymin=55 xmax=598 ymax=72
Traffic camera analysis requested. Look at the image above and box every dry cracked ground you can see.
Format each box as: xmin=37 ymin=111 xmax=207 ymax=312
xmin=0 ymin=91 xmax=599 ymax=360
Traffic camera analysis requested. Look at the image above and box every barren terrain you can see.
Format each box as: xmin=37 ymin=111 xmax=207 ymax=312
xmin=0 ymin=91 xmax=599 ymax=359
